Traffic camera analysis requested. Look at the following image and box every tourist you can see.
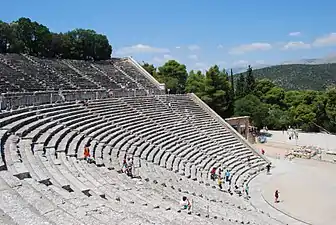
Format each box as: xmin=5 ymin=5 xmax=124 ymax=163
xmin=266 ymin=163 xmax=271 ymax=174
xmin=210 ymin=167 xmax=216 ymax=181
xmin=87 ymin=156 xmax=95 ymax=164
xmin=180 ymin=196 xmax=191 ymax=210
xmin=245 ymin=184 xmax=249 ymax=197
xmin=122 ymin=157 xmax=127 ymax=173
xmin=225 ymin=170 xmax=230 ymax=182
xmin=84 ymin=145 xmax=90 ymax=160
xmin=261 ymin=149 xmax=265 ymax=155
xmin=218 ymin=176 xmax=223 ymax=190
xmin=275 ymin=190 xmax=279 ymax=203
xmin=126 ymin=157 xmax=134 ymax=177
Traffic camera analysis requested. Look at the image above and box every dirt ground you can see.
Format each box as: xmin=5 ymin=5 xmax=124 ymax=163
xmin=253 ymin=142 xmax=294 ymax=158
xmin=251 ymin=135 xmax=336 ymax=225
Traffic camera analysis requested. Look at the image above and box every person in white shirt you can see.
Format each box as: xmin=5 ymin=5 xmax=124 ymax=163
xmin=180 ymin=196 xmax=191 ymax=210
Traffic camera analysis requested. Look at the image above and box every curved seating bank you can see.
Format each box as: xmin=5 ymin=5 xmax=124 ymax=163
xmin=0 ymin=93 xmax=278 ymax=225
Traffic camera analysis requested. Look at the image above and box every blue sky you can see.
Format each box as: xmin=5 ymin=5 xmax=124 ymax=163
xmin=2 ymin=0 xmax=336 ymax=71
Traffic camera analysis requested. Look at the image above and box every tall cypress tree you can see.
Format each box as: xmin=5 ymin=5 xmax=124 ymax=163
xmin=245 ymin=65 xmax=256 ymax=93
xmin=236 ymin=73 xmax=246 ymax=99
xmin=230 ymin=68 xmax=234 ymax=96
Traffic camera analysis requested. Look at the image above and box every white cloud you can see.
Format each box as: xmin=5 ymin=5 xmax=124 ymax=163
xmin=229 ymin=42 xmax=272 ymax=54
xmin=163 ymin=54 xmax=173 ymax=59
xmin=216 ymin=61 xmax=227 ymax=66
xmin=313 ymin=33 xmax=336 ymax=47
xmin=283 ymin=41 xmax=311 ymax=50
xmin=217 ymin=44 xmax=224 ymax=49
xmin=116 ymin=44 xmax=170 ymax=55
xmin=289 ymin=31 xmax=301 ymax=36
xmin=188 ymin=44 xmax=200 ymax=51
xmin=175 ymin=46 xmax=181 ymax=49
xmin=152 ymin=54 xmax=174 ymax=64
xmin=193 ymin=62 xmax=207 ymax=73
xmin=195 ymin=62 xmax=206 ymax=67
xmin=255 ymin=60 xmax=266 ymax=65
xmin=188 ymin=54 xmax=198 ymax=60
xmin=233 ymin=60 xmax=249 ymax=66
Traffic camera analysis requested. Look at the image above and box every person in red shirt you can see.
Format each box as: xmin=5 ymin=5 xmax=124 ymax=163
xmin=84 ymin=146 xmax=90 ymax=160
xmin=210 ymin=167 xmax=216 ymax=181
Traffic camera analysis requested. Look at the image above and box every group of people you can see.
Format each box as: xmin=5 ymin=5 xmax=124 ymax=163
xmin=211 ymin=168 xmax=232 ymax=186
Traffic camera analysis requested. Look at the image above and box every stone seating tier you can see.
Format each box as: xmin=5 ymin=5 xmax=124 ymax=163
xmin=0 ymin=53 xmax=162 ymax=95
xmin=0 ymin=94 xmax=274 ymax=225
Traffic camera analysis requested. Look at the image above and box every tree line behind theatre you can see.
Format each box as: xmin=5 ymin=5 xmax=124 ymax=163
xmin=142 ymin=62 xmax=336 ymax=133
xmin=0 ymin=17 xmax=112 ymax=60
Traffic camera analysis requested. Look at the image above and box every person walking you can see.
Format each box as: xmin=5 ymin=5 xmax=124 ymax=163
xmin=245 ymin=184 xmax=249 ymax=198
xmin=266 ymin=163 xmax=271 ymax=174
xmin=275 ymin=190 xmax=279 ymax=203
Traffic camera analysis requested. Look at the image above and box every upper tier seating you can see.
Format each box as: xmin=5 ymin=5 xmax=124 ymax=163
xmin=0 ymin=54 xmax=163 ymax=95
xmin=0 ymin=94 xmax=276 ymax=225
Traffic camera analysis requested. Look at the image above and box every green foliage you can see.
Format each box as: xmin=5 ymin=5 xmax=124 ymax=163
xmin=325 ymin=87 xmax=336 ymax=127
xmin=236 ymin=64 xmax=336 ymax=90
xmin=185 ymin=70 xmax=205 ymax=95
xmin=141 ymin=61 xmax=336 ymax=132
xmin=0 ymin=17 xmax=112 ymax=60
xmin=235 ymin=74 xmax=246 ymax=98
xmin=142 ymin=62 xmax=157 ymax=77
xmin=201 ymin=65 xmax=234 ymax=117
xmin=157 ymin=60 xmax=188 ymax=94
xmin=245 ymin=65 xmax=255 ymax=93
xmin=234 ymin=94 xmax=269 ymax=128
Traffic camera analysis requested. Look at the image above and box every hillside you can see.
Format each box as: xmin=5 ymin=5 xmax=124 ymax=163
xmin=237 ymin=63 xmax=336 ymax=90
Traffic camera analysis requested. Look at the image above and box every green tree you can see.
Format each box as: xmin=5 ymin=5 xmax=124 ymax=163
xmin=157 ymin=60 xmax=188 ymax=94
xmin=230 ymin=68 xmax=234 ymax=95
xmin=234 ymin=94 xmax=269 ymax=128
xmin=266 ymin=105 xmax=289 ymax=129
xmin=289 ymin=104 xmax=316 ymax=131
xmin=235 ymin=74 xmax=246 ymax=98
xmin=142 ymin=62 xmax=157 ymax=77
xmin=325 ymin=86 xmax=336 ymax=131
xmin=245 ymin=65 xmax=255 ymax=93
xmin=254 ymin=79 xmax=275 ymax=99
xmin=0 ymin=20 xmax=13 ymax=53
xmin=263 ymin=87 xmax=285 ymax=106
xmin=0 ymin=17 xmax=112 ymax=60
xmin=185 ymin=70 xmax=205 ymax=95
xmin=202 ymin=65 xmax=233 ymax=117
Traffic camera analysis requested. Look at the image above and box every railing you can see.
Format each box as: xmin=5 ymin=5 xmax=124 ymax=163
xmin=0 ymin=89 xmax=156 ymax=111
xmin=188 ymin=93 xmax=271 ymax=164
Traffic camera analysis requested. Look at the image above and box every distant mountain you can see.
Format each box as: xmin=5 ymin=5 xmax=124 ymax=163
xmin=236 ymin=63 xmax=336 ymax=90
xmin=231 ymin=64 xmax=270 ymax=74
xmin=282 ymin=55 xmax=336 ymax=65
